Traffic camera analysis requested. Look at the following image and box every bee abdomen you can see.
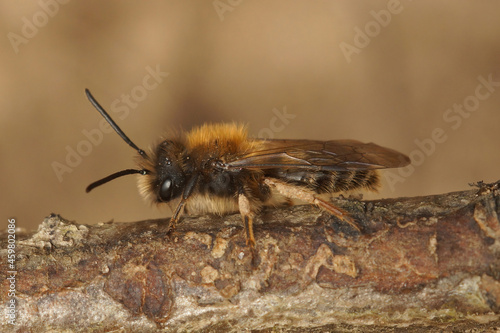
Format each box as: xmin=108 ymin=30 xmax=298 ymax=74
xmin=270 ymin=169 xmax=380 ymax=194
xmin=327 ymin=170 xmax=380 ymax=193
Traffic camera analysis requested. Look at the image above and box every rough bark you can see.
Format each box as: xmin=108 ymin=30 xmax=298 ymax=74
xmin=1 ymin=181 xmax=500 ymax=332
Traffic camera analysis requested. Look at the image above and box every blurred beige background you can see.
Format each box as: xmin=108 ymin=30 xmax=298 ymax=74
xmin=1 ymin=1 xmax=499 ymax=231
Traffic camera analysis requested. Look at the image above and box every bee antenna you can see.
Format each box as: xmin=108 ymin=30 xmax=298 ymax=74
xmin=86 ymin=169 xmax=148 ymax=193
xmin=85 ymin=89 xmax=147 ymax=158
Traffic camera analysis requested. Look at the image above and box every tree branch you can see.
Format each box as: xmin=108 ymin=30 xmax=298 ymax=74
xmin=1 ymin=181 xmax=500 ymax=332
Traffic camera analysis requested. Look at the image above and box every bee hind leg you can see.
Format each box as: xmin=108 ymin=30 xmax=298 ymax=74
xmin=238 ymin=194 xmax=257 ymax=247
xmin=263 ymin=178 xmax=360 ymax=232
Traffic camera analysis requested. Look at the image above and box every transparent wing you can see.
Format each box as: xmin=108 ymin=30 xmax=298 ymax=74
xmin=225 ymin=139 xmax=410 ymax=171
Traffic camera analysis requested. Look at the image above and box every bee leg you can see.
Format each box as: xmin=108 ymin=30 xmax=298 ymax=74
xmin=264 ymin=178 xmax=360 ymax=232
xmin=238 ymin=194 xmax=256 ymax=247
xmin=167 ymin=174 xmax=197 ymax=233
xmin=238 ymin=194 xmax=260 ymax=267
xmin=168 ymin=198 xmax=187 ymax=232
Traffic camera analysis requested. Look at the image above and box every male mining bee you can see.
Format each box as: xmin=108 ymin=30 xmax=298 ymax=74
xmin=85 ymin=89 xmax=410 ymax=247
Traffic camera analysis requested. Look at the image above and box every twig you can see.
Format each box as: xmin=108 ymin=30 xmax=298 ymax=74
xmin=1 ymin=181 xmax=500 ymax=332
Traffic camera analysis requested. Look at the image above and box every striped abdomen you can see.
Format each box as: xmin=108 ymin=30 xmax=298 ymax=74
xmin=266 ymin=169 xmax=380 ymax=194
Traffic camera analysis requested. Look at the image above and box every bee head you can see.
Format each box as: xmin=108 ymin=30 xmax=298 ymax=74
xmin=136 ymin=140 xmax=188 ymax=204
xmin=84 ymin=89 xmax=200 ymax=215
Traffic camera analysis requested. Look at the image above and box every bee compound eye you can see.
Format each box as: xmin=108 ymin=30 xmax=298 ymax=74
xmin=159 ymin=178 xmax=173 ymax=202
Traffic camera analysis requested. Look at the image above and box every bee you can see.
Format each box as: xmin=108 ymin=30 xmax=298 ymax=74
xmin=85 ymin=89 xmax=410 ymax=247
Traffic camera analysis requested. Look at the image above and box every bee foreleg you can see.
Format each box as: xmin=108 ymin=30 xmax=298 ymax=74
xmin=263 ymin=178 xmax=360 ymax=232
xmin=168 ymin=175 xmax=198 ymax=232
xmin=238 ymin=194 xmax=256 ymax=247
xmin=168 ymin=198 xmax=187 ymax=232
